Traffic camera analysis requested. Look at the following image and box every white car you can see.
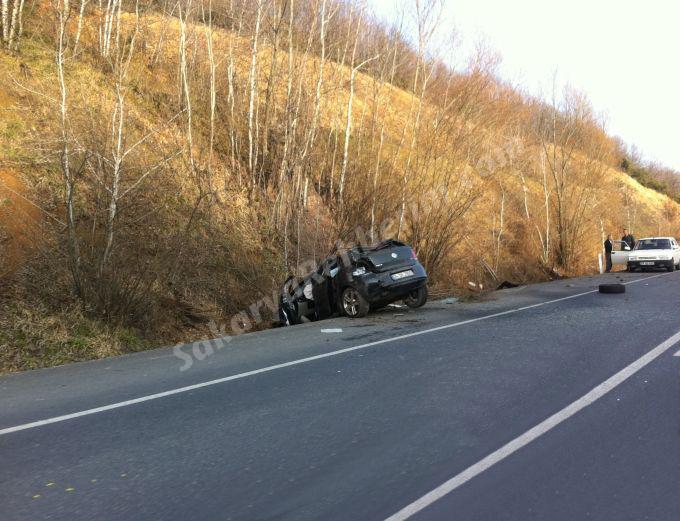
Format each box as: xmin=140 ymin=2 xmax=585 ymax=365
xmin=627 ymin=237 xmax=680 ymax=272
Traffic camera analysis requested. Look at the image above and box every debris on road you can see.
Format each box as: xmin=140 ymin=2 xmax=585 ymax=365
xmin=599 ymin=283 xmax=625 ymax=294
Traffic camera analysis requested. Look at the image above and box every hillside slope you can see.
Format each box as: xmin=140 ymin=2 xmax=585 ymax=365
xmin=0 ymin=3 xmax=678 ymax=372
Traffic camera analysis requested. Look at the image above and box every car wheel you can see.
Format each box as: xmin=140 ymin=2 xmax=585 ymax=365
xmin=668 ymin=263 xmax=675 ymax=272
xmin=404 ymin=286 xmax=428 ymax=308
xmin=341 ymin=287 xmax=369 ymax=318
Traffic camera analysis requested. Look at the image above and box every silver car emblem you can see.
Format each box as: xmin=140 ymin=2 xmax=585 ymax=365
xmin=391 ymin=253 xmax=398 ymax=258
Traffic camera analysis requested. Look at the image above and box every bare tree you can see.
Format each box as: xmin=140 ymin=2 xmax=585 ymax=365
xmin=396 ymin=0 xmax=443 ymax=238
xmin=339 ymin=7 xmax=371 ymax=212
xmin=1 ymin=0 xmax=8 ymax=45
xmin=535 ymin=83 xmax=611 ymax=270
xmin=178 ymin=0 xmax=194 ymax=173
xmin=247 ymin=0 xmax=263 ymax=183
xmin=99 ymin=0 xmax=143 ymax=275
xmin=51 ymin=0 xmax=85 ymax=297
xmin=201 ymin=0 xmax=216 ymax=176
xmin=73 ymin=0 xmax=90 ymax=56
xmin=260 ymin=0 xmax=290 ymax=171
xmin=518 ymin=151 xmax=552 ymax=266
xmin=100 ymin=0 xmax=122 ymax=58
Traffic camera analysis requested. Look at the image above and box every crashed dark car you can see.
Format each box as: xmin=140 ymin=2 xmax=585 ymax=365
xmin=278 ymin=239 xmax=428 ymax=325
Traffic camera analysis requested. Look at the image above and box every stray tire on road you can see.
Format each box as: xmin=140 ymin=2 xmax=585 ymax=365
xmin=599 ymin=283 xmax=625 ymax=294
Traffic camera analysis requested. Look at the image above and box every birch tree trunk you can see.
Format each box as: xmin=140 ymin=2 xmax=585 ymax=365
xmin=4 ymin=0 xmax=25 ymax=50
xmin=247 ymin=0 xmax=263 ymax=185
xmin=272 ymin=0 xmax=295 ymax=225
xmin=7 ymin=0 xmax=19 ymax=47
xmin=178 ymin=0 xmax=195 ymax=173
xmin=396 ymin=0 xmax=442 ymax=239
xmin=542 ymin=155 xmax=551 ymax=263
xmin=13 ymin=0 xmax=25 ymax=50
xmin=338 ymin=10 xmax=364 ymax=213
xmin=73 ymin=0 xmax=89 ymax=56
xmin=55 ymin=0 xmax=83 ymax=296
xmin=493 ymin=188 xmax=505 ymax=273
xmin=369 ymin=126 xmax=385 ymax=243
xmin=102 ymin=0 xmax=120 ymax=57
xmin=99 ymin=1 xmax=140 ymax=275
xmin=225 ymin=0 xmax=244 ymax=187
xmin=202 ymin=0 xmax=216 ymax=178
xmin=2 ymin=0 xmax=9 ymax=44
xmin=261 ymin=0 xmax=289 ymax=176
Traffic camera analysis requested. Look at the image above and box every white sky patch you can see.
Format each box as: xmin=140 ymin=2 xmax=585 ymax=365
xmin=368 ymin=0 xmax=680 ymax=170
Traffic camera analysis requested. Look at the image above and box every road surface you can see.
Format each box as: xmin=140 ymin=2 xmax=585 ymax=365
xmin=1 ymin=271 xmax=679 ymax=520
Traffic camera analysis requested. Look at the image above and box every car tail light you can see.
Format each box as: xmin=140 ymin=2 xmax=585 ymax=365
xmin=410 ymin=248 xmax=418 ymax=260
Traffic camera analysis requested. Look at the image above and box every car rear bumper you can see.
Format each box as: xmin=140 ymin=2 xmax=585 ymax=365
xmin=358 ymin=265 xmax=428 ymax=303
xmin=627 ymin=260 xmax=673 ymax=270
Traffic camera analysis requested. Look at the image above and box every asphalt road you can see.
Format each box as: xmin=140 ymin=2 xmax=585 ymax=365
xmin=1 ymin=271 xmax=679 ymax=521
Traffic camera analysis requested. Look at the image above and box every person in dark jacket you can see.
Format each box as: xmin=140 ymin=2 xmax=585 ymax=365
xmin=604 ymin=234 xmax=613 ymax=272
xmin=622 ymin=229 xmax=635 ymax=249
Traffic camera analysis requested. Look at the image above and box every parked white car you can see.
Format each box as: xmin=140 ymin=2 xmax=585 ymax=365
xmin=627 ymin=237 xmax=680 ymax=272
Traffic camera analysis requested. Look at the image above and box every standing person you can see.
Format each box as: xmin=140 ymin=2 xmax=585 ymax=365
xmin=604 ymin=234 xmax=613 ymax=273
xmin=622 ymin=229 xmax=635 ymax=249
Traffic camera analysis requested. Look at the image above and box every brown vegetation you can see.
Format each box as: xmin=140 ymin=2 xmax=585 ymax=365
xmin=0 ymin=0 xmax=678 ymax=372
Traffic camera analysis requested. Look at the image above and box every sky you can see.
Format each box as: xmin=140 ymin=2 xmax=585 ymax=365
xmin=368 ymin=0 xmax=680 ymax=171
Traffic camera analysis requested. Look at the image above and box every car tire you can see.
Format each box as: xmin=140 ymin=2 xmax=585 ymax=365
xmin=668 ymin=263 xmax=675 ymax=272
xmin=341 ymin=287 xmax=369 ymax=318
xmin=599 ymin=283 xmax=625 ymax=294
xmin=404 ymin=286 xmax=428 ymax=308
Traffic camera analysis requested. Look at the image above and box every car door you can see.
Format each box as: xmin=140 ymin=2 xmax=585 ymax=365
xmin=672 ymin=239 xmax=680 ymax=265
xmin=610 ymin=240 xmax=631 ymax=265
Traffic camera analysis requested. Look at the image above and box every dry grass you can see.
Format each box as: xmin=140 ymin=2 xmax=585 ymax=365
xmin=0 ymin=7 xmax=678 ymax=374
xmin=0 ymin=297 xmax=150 ymax=373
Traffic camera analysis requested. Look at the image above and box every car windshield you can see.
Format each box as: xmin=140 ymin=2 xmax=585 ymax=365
xmin=634 ymin=239 xmax=671 ymax=250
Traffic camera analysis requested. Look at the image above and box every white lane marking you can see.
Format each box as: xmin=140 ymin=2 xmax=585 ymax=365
xmin=385 ymin=328 xmax=680 ymax=521
xmin=0 ymin=273 xmax=669 ymax=437
xmin=674 ymin=350 xmax=680 ymax=357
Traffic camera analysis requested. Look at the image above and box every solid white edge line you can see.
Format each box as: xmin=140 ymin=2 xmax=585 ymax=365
xmin=0 ymin=273 xmax=669 ymax=436
xmin=674 ymin=350 xmax=680 ymax=357
xmin=384 ymin=327 xmax=680 ymax=521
